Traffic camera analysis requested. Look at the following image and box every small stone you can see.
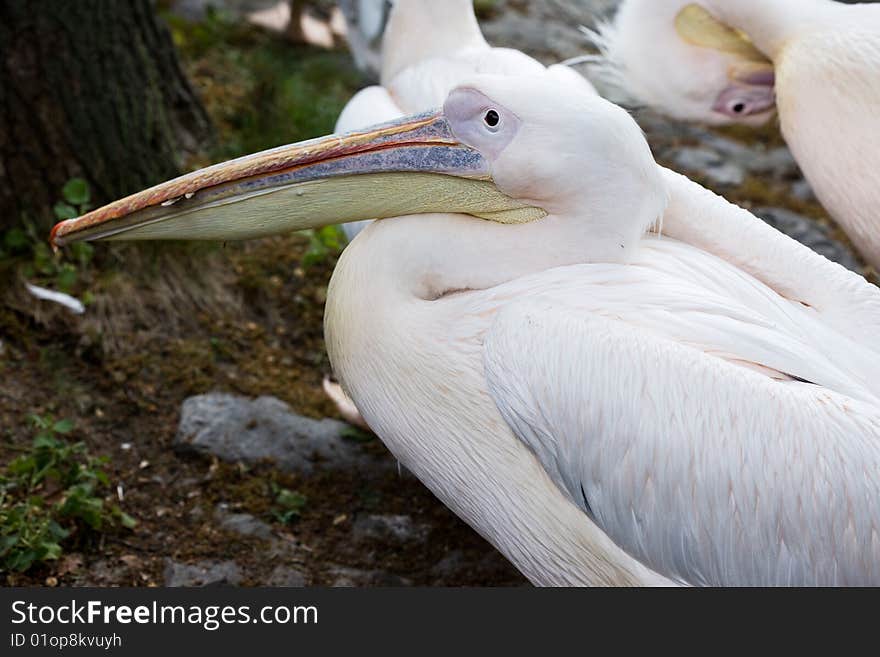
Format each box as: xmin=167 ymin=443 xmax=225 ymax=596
xmin=791 ymin=179 xmax=817 ymax=203
xmin=671 ymin=147 xmax=746 ymax=187
xmin=352 ymin=514 xmax=429 ymax=545
xmin=327 ymin=565 xmax=413 ymax=587
xmin=175 ymin=394 xmax=382 ymax=474
xmin=163 ymin=559 xmax=243 ymax=587
xmin=215 ymin=507 xmax=274 ymax=540
xmin=264 ymin=565 xmax=308 ymax=587
xmin=89 ymin=559 xmax=127 ymax=584
xmin=119 ymin=554 xmax=142 ymax=569
xmin=430 ymin=550 xmax=468 ymax=581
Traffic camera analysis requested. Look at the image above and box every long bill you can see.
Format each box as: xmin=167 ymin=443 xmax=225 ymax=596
xmin=50 ymin=111 xmax=545 ymax=249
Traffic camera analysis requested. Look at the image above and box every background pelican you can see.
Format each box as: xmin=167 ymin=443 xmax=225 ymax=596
xmin=587 ymin=0 xmax=880 ymax=271
xmin=52 ymin=71 xmax=880 ymax=586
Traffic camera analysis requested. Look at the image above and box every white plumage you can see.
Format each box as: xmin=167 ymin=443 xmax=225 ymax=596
xmin=336 ymin=0 xmax=595 ymax=240
xmin=322 ymin=75 xmax=880 ymax=586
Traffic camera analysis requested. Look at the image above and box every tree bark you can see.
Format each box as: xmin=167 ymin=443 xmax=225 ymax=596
xmin=0 ymin=0 xmax=212 ymax=232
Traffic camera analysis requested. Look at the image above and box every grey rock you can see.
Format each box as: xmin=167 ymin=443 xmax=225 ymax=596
xmin=430 ymin=550 xmax=468 ymax=580
xmin=264 ymin=565 xmax=309 ymax=587
xmin=352 ymin=514 xmax=429 ymax=545
xmin=483 ymin=0 xmax=621 ymax=63
xmin=698 ymin=135 xmax=799 ymax=179
xmin=88 ymin=559 xmax=126 ymax=585
xmin=669 ymin=136 xmax=801 ymax=187
xmin=215 ymin=505 xmax=274 ymax=540
xmin=671 ymin=147 xmax=746 ymax=187
xmin=753 ymin=207 xmax=863 ymax=272
xmin=742 ymin=147 xmax=798 ymax=178
xmin=791 ymin=179 xmax=817 ymax=203
xmin=175 ymin=394 xmax=376 ymax=473
xmin=429 ymin=550 xmax=528 ymax=586
xmin=327 ymin=566 xmax=413 ymax=587
xmin=635 ymin=110 xmax=705 ymax=144
xmin=164 ymin=559 xmax=243 ymax=587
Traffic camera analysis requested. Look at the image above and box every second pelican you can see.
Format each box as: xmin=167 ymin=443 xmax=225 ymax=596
xmin=588 ymin=0 xmax=880 ymax=270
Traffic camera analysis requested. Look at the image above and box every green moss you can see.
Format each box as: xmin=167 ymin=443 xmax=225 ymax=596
xmin=473 ymin=0 xmax=501 ymax=19
xmin=163 ymin=10 xmax=366 ymax=163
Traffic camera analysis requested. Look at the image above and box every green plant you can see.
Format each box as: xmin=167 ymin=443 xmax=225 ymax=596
xmin=0 ymin=416 xmax=135 ymax=574
xmin=340 ymin=427 xmax=375 ymax=444
xmin=53 ymin=178 xmax=92 ymax=223
xmin=473 ymin=0 xmax=500 ymax=19
xmin=301 ymin=225 xmax=346 ymax=268
xmin=270 ymin=482 xmax=307 ymax=525
xmin=1 ymin=178 xmax=95 ymax=295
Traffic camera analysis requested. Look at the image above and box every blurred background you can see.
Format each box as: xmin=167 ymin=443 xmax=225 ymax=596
xmin=0 ymin=0 xmax=871 ymax=587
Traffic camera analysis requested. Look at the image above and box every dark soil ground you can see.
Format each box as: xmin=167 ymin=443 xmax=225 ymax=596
xmin=1 ymin=14 xmax=524 ymax=587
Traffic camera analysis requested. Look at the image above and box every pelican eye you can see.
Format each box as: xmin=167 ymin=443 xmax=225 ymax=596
xmin=483 ymin=109 xmax=501 ymax=129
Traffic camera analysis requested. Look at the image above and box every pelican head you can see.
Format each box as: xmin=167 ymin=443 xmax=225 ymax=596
xmin=592 ymin=0 xmax=776 ymax=126
xmin=52 ymin=72 xmax=664 ymax=266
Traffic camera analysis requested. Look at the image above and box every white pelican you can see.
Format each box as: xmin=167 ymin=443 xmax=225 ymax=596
xmin=587 ymin=0 xmax=880 ymax=270
xmin=336 ymin=0 xmax=596 ymax=240
xmin=51 ymin=71 xmax=880 ymax=586
xmin=327 ymin=0 xmax=598 ymax=421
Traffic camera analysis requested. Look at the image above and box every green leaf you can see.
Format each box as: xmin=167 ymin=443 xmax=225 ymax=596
xmin=29 ymin=414 xmax=53 ymax=430
xmin=3 ymin=228 xmax=29 ymax=253
xmin=8 ymin=549 xmax=37 ymax=572
xmin=52 ymin=419 xmax=74 ymax=435
xmin=341 ymin=427 xmax=375 ymax=444
xmin=275 ymin=488 xmax=307 ymax=512
xmin=62 ymin=178 xmax=91 ymax=206
xmin=47 ymin=519 xmax=69 ymax=539
xmin=70 ymin=242 xmax=94 ymax=268
xmin=32 ymin=243 xmax=55 ymax=276
xmin=315 ymin=225 xmax=344 ymax=250
xmin=56 ymin=265 xmax=78 ymax=293
xmin=40 ymin=541 xmax=63 ymax=561
xmin=114 ymin=509 xmax=137 ymax=529
xmin=53 ymin=202 xmax=78 ymax=221
xmin=0 ymin=534 xmax=19 ymax=556
xmin=33 ymin=433 xmax=60 ymax=450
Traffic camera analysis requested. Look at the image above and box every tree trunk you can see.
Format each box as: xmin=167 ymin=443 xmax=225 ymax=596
xmin=0 ymin=0 xmax=212 ymax=233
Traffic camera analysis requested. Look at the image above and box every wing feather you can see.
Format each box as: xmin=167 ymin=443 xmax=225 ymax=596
xmin=484 ymin=294 xmax=880 ymax=586
xmin=659 ymin=168 xmax=880 ymax=349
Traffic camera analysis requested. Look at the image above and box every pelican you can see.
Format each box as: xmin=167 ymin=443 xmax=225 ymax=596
xmin=51 ymin=71 xmax=880 ymax=586
xmin=587 ymin=0 xmax=880 ymax=270
xmin=336 ymin=0 xmax=596 ymax=240
xmin=328 ymin=0 xmax=595 ymax=415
